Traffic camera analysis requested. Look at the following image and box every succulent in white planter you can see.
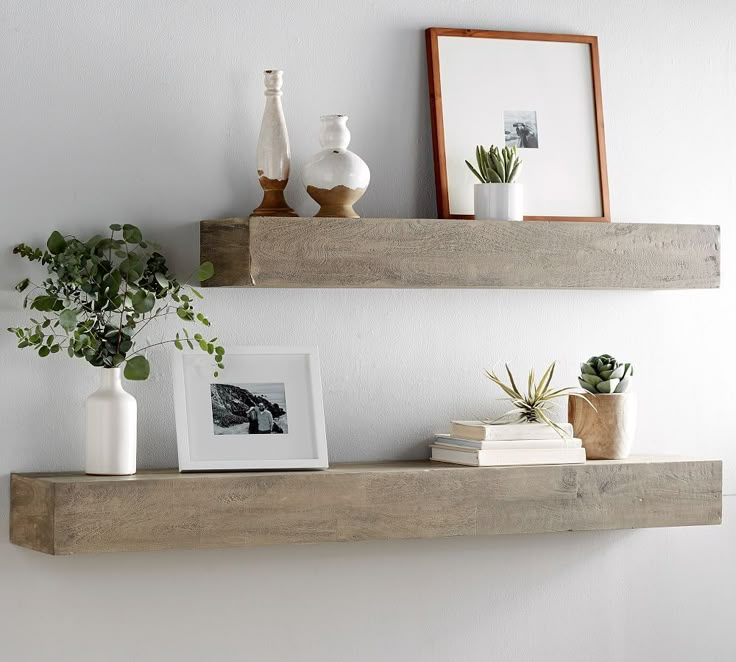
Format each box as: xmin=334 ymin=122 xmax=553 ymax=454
xmin=466 ymin=145 xmax=523 ymax=221
xmin=569 ymin=354 xmax=637 ymax=459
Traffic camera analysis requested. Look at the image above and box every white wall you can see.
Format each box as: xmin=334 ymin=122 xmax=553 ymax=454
xmin=0 ymin=1 xmax=734 ymax=660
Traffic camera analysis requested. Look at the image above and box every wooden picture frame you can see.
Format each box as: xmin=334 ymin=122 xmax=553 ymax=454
xmin=426 ymin=28 xmax=610 ymax=222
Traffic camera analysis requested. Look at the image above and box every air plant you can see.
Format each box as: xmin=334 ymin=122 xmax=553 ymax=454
xmin=485 ymin=362 xmax=593 ymax=436
xmin=579 ymin=355 xmax=634 ymax=394
xmin=466 ymin=145 xmax=522 ymax=184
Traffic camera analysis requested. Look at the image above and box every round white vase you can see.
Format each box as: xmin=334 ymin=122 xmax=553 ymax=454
xmin=85 ymin=367 xmax=137 ymax=475
xmin=474 ymin=183 xmax=523 ymax=221
xmin=302 ymin=115 xmax=370 ymax=218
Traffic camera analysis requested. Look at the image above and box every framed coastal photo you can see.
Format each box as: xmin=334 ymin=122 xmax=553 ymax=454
xmin=173 ymin=346 xmax=328 ymax=471
xmin=426 ymin=28 xmax=610 ymax=221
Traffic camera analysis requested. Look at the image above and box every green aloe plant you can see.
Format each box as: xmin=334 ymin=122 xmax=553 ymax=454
xmin=485 ymin=362 xmax=592 ymax=436
xmin=466 ymin=145 xmax=522 ymax=184
xmin=8 ymin=225 xmax=224 ymax=380
xmin=578 ymin=354 xmax=633 ymax=394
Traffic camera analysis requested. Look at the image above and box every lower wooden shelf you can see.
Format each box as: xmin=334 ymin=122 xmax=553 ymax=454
xmin=10 ymin=456 xmax=722 ymax=555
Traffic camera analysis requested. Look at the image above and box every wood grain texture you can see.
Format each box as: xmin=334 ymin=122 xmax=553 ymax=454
xmin=425 ymin=28 xmax=610 ymax=221
xmin=10 ymin=475 xmax=55 ymax=554
xmin=231 ymin=217 xmax=719 ymax=289
xmin=9 ymin=457 xmax=722 ymax=555
xmin=200 ymin=217 xmax=251 ymax=287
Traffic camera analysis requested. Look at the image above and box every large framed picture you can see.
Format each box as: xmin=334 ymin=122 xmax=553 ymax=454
xmin=173 ymin=346 xmax=329 ymax=471
xmin=426 ymin=28 xmax=610 ymax=222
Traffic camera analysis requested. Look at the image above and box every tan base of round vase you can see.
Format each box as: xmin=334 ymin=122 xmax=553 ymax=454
xmin=568 ymin=392 xmax=637 ymax=460
xmin=307 ymin=184 xmax=366 ymax=219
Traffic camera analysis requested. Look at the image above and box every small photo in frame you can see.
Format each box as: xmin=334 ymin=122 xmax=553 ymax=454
xmin=173 ymin=346 xmax=328 ymax=471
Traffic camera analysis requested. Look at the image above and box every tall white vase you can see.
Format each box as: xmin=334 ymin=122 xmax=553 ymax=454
xmin=302 ymin=115 xmax=370 ymax=218
xmin=474 ymin=183 xmax=523 ymax=221
xmin=85 ymin=367 xmax=137 ymax=475
xmin=252 ymin=69 xmax=297 ymax=217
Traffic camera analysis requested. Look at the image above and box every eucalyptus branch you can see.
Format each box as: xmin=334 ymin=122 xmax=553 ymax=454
xmin=8 ymin=224 xmax=221 ymax=380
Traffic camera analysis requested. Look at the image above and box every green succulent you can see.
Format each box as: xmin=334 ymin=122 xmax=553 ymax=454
xmin=579 ymin=354 xmax=633 ymax=394
xmin=466 ymin=145 xmax=522 ymax=184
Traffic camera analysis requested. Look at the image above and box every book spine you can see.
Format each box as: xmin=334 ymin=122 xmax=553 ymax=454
xmin=450 ymin=424 xmax=574 ymax=441
xmin=436 ymin=436 xmax=581 ymax=450
xmin=430 ymin=446 xmax=586 ymax=467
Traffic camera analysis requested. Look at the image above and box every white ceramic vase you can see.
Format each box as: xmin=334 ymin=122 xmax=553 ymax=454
xmin=474 ymin=183 xmax=523 ymax=221
xmin=302 ymin=115 xmax=370 ymax=218
xmin=252 ymin=69 xmax=297 ymax=217
xmin=568 ymin=392 xmax=638 ymax=460
xmin=85 ymin=367 xmax=137 ymax=475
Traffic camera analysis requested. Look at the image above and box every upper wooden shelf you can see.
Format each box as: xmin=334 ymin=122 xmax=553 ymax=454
xmin=200 ymin=217 xmax=720 ymax=290
xmin=10 ymin=456 xmax=721 ymax=555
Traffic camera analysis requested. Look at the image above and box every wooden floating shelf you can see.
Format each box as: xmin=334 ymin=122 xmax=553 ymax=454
xmin=10 ymin=456 xmax=721 ymax=555
xmin=200 ymin=217 xmax=720 ymax=289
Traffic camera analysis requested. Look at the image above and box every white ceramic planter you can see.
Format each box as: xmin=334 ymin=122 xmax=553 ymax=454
xmin=568 ymin=392 xmax=638 ymax=460
xmin=474 ymin=183 xmax=523 ymax=221
xmin=302 ymin=115 xmax=370 ymax=218
xmin=85 ymin=367 xmax=137 ymax=475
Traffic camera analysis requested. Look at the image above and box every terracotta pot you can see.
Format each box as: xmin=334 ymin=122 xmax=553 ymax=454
xmin=568 ymin=392 xmax=637 ymax=460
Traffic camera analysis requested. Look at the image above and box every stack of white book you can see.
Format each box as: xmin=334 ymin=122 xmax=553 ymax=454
xmin=430 ymin=421 xmax=586 ymax=467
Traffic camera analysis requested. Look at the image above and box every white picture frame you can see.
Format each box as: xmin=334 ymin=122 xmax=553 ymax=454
xmin=173 ymin=346 xmax=329 ymax=471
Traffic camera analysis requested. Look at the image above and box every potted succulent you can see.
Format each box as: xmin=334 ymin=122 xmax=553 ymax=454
xmin=8 ymin=225 xmax=224 ymax=476
xmin=466 ymin=145 xmax=523 ymax=221
xmin=568 ymin=354 xmax=637 ymax=459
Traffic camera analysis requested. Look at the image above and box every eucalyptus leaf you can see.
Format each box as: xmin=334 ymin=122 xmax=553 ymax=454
xmin=131 ymin=290 xmax=155 ymax=314
xmin=59 ymin=309 xmax=77 ymax=332
xmin=124 ymin=355 xmax=150 ymax=380
xmin=31 ymin=295 xmax=63 ymax=312
xmin=47 ymin=231 xmax=67 ymax=255
xmin=122 ymin=224 xmax=143 ymax=244
xmin=197 ymin=261 xmax=215 ymax=282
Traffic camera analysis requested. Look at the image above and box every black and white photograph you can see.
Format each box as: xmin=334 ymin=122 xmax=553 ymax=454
xmin=504 ymin=110 xmax=539 ymax=148
xmin=210 ymin=382 xmax=288 ymax=435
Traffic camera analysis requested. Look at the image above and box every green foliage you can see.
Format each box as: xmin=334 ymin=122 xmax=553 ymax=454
xmin=8 ymin=225 xmax=224 ymax=380
xmin=485 ymin=362 xmax=593 ymax=436
xmin=466 ymin=145 xmax=523 ymax=184
xmin=579 ymin=354 xmax=633 ymax=394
